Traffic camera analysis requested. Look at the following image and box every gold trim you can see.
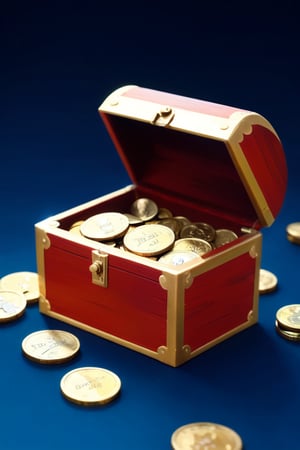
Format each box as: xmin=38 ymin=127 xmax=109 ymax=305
xmin=35 ymin=225 xmax=48 ymax=302
xmin=227 ymin=114 xmax=278 ymax=227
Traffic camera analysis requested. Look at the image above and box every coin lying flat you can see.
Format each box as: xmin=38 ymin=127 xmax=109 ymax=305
xmin=286 ymin=222 xmax=300 ymax=244
xmin=123 ymin=223 xmax=175 ymax=256
xmin=60 ymin=367 xmax=121 ymax=406
xmin=80 ymin=212 xmax=129 ymax=241
xmin=276 ymin=304 xmax=300 ymax=332
xmin=0 ymin=271 xmax=40 ymax=304
xmin=259 ymin=268 xmax=278 ymax=294
xmin=0 ymin=290 xmax=27 ymax=322
xmin=22 ymin=330 xmax=80 ymax=364
xmin=174 ymin=238 xmax=212 ymax=255
xmin=171 ymin=422 xmax=243 ymax=450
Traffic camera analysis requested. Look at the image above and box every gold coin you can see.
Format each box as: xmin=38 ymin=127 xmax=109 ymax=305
xmin=174 ymin=238 xmax=212 ymax=256
xmin=130 ymin=198 xmax=158 ymax=221
xmin=123 ymin=224 xmax=175 ymax=256
xmin=22 ymin=330 xmax=80 ymax=364
xmin=80 ymin=212 xmax=129 ymax=241
xmin=159 ymin=218 xmax=182 ymax=239
xmin=192 ymin=222 xmax=216 ymax=242
xmin=69 ymin=220 xmax=85 ymax=236
xmin=286 ymin=222 xmax=300 ymax=244
xmin=171 ymin=422 xmax=243 ymax=450
xmin=275 ymin=320 xmax=300 ymax=342
xmin=157 ymin=207 xmax=173 ymax=219
xmin=0 ymin=271 xmax=40 ymax=304
xmin=276 ymin=304 xmax=300 ymax=332
xmin=159 ymin=250 xmax=200 ymax=266
xmin=0 ymin=290 xmax=27 ymax=323
xmin=123 ymin=213 xmax=144 ymax=225
xmin=213 ymin=229 xmax=238 ymax=247
xmin=60 ymin=367 xmax=121 ymax=406
xmin=259 ymin=269 xmax=278 ymax=294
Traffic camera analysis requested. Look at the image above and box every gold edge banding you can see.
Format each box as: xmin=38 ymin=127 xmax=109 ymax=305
xmin=38 ymin=309 xmax=168 ymax=363
xmin=35 ymin=225 xmax=48 ymax=302
xmin=226 ymin=120 xmax=275 ymax=227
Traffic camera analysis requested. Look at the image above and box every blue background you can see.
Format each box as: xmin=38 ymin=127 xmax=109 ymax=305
xmin=1 ymin=2 xmax=299 ymax=449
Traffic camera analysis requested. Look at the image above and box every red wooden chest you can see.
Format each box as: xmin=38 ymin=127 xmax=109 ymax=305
xmin=35 ymin=85 xmax=287 ymax=366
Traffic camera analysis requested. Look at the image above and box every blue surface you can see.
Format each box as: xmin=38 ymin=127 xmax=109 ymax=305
xmin=1 ymin=3 xmax=300 ymax=449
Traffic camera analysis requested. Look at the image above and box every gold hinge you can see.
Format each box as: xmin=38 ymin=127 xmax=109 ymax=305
xmin=89 ymin=250 xmax=108 ymax=287
xmin=152 ymin=106 xmax=174 ymax=126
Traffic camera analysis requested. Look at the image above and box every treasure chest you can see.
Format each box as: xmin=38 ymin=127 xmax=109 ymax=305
xmin=35 ymin=85 xmax=287 ymax=367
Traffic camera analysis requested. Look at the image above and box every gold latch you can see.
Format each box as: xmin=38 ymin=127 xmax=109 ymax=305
xmin=89 ymin=250 xmax=108 ymax=287
xmin=152 ymin=106 xmax=174 ymax=126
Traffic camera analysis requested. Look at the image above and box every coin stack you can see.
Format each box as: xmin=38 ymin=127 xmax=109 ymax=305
xmin=275 ymin=304 xmax=300 ymax=341
xmin=76 ymin=197 xmax=239 ymax=265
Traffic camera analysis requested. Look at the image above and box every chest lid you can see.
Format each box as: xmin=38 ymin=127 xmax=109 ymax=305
xmin=99 ymin=85 xmax=287 ymax=229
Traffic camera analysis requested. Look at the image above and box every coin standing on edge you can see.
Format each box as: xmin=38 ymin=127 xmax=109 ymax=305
xmin=0 ymin=271 xmax=40 ymax=304
xmin=130 ymin=198 xmax=158 ymax=222
xmin=60 ymin=367 xmax=121 ymax=406
xmin=171 ymin=422 xmax=243 ymax=450
xmin=259 ymin=268 xmax=278 ymax=294
xmin=22 ymin=330 xmax=80 ymax=364
xmin=0 ymin=290 xmax=27 ymax=323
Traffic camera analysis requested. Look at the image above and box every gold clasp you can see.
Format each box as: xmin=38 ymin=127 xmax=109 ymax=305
xmin=89 ymin=250 xmax=108 ymax=287
xmin=152 ymin=106 xmax=174 ymax=126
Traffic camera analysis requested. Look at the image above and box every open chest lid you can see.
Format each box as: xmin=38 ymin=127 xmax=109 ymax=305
xmin=99 ymin=85 xmax=287 ymax=229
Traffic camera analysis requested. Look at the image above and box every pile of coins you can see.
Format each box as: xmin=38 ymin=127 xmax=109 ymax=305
xmin=275 ymin=304 xmax=300 ymax=342
xmin=74 ymin=197 xmax=239 ymax=265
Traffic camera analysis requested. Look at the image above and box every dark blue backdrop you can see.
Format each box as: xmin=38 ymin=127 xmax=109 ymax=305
xmin=1 ymin=2 xmax=299 ymax=449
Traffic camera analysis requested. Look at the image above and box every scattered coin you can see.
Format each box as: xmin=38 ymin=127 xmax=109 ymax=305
xmin=286 ymin=222 xmax=300 ymax=244
xmin=276 ymin=304 xmax=300 ymax=332
xmin=0 ymin=290 xmax=27 ymax=323
xmin=130 ymin=198 xmax=158 ymax=221
xmin=171 ymin=422 xmax=243 ymax=450
xmin=0 ymin=271 xmax=40 ymax=304
xmin=80 ymin=212 xmax=129 ymax=241
xmin=22 ymin=329 xmax=80 ymax=364
xmin=159 ymin=250 xmax=200 ymax=266
xmin=60 ymin=367 xmax=121 ymax=406
xmin=259 ymin=268 xmax=278 ymax=294
xmin=123 ymin=223 xmax=175 ymax=256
